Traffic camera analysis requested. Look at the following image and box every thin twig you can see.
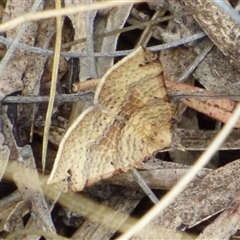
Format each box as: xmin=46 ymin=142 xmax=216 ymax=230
xmin=0 ymin=11 xmax=196 ymax=55
xmin=131 ymin=169 xmax=159 ymax=204
xmin=0 ymin=31 xmax=206 ymax=58
xmin=135 ymin=10 xmax=164 ymax=47
xmin=62 ymin=11 xmax=196 ymax=49
xmin=62 ymin=32 xmax=207 ymax=58
xmin=72 ymin=79 xmax=99 ymax=92
xmin=3 ymin=90 xmax=240 ymax=105
xmin=1 ymin=93 xmax=93 ymax=104
xmin=177 ymin=41 xmax=214 ymax=82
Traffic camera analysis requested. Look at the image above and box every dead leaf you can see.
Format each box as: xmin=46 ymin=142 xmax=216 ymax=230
xmin=107 ymin=157 xmax=211 ymax=190
xmin=0 ymin=191 xmax=22 ymax=232
xmin=177 ymin=128 xmax=240 ymax=151
xmin=182 ymin=0 xmax=240 ymax=70
xmin=166 ymin=80 xmax=240 ymax=128
xmin=12 ymin=145 xmax=56 ymax=234
xmin=197 ymin=190 xmax=240 ymax=240
xmin=0 ymin=0 xmax=42 ymax=100
xmin=72 ymin=191 xmax=143 ymax=239
xmin=5 ymin=201 xmax=26 ymax=233
xmin=95 ymin=5 xmax=132 ymax=76
xmin=154 ymin=159 xmax=240 ymax=230
xmin=1 ymin=105 xmax=56 ymax=236
xmin=195 ymin=46 xmax=240 ymax=94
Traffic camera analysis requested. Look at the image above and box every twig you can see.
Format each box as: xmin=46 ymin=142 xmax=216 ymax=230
xmin=72 ymin=79 xmax=99 ymax=92
xmin=0 ymin=32 xmax=206 ymax=58
xmin=177 ymin=41 xmax=214 ymax=82
xmin=62 ymin=32 xmax=207 ymax=58
xmin=62 ymin=11 xmax=196 ymax=49
xmin=1 ymin=93 xmax=93 ymax=104
xmin=135 ymin=10 xmax=164 ymax=48
xmin=3 ymin=90 xmax=240 ymax=105
xmin=131 ymin=169 xmax=159 ymax=204
xmin=0 ymin=11 xmax=196 ymax=54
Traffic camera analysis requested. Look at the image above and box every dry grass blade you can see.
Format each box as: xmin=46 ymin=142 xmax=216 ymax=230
xmin=197 ymin=190 xmax=240 ymax=239
xmin=0 ymin=0 xmax=144 ymax=32
xmin=42 ymin=0 xmax=62 ymax=173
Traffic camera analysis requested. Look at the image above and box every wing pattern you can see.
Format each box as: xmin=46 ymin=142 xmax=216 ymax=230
xmin=48 ymin=46 xmax=173 ymax=192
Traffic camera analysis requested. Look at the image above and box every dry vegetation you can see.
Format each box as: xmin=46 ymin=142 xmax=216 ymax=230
xmin=0 ymin=0 xmax=240 ymax=239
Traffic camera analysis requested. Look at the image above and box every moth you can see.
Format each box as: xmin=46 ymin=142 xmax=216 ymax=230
xmin=48 ymin=46 xmax=173 ymax=192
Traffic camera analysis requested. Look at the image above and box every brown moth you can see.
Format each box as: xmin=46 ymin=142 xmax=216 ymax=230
xmin=48 ymin=46 xmax=173 ymax=192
